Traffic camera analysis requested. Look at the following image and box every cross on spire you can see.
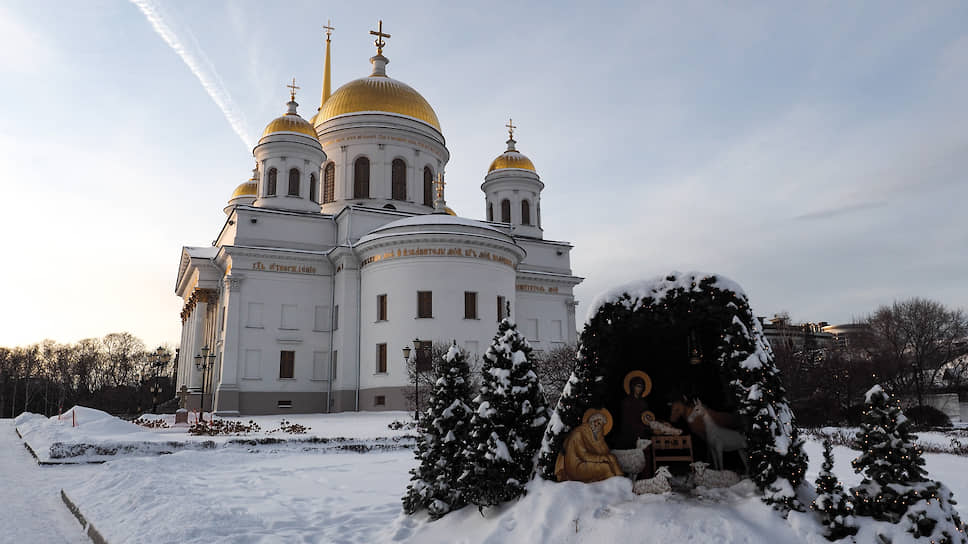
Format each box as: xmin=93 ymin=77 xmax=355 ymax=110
xmin=370 ymin=20 xmax=391 ymax=55
xmin=506 ymin=118 xmax=517 ymax=140
xmin=287 ymin=78 xmax=300 ymax=102
xmin=323 ymin=20 xmax=334 ymax=40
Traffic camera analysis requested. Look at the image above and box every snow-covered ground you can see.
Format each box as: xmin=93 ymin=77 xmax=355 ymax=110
xmin=0 ymin=420 xmax=97 ymax=543
xmin=7 ymin=408 xmax=968 ymax=543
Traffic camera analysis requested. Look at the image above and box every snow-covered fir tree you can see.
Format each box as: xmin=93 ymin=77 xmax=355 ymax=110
xmin=461 ymin=319 xmax=549 ymax=513
xmin=813 ymin=439 xmax=858 ymax=541
xmin=403 ymin=343 xmax=474 ymax=519
xmin=851 ymin=385 xmax=967 ymax=543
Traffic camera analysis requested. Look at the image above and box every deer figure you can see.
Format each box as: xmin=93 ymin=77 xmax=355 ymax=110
xmin=670 ymin=398 xmax=748 ymax=473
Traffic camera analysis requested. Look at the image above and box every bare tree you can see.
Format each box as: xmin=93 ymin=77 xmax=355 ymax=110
xmin=102 ymin=332 xmax=145 ymax=388
xmin=532 ymin=344 xmax=577 ymax=407
xmin=866 ymin=298 xmax=968 ymax=422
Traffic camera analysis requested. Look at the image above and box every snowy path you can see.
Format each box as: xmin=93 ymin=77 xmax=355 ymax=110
xmin=0 ymin=420 xmax=92 ymax=544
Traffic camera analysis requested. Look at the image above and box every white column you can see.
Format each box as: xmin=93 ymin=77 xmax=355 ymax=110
xmin=188 ymin=301 xmax=208 ymax=391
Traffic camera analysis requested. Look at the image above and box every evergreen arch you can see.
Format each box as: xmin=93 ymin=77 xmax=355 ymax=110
xmin=537 ymin=272 xmax=808 ymax=509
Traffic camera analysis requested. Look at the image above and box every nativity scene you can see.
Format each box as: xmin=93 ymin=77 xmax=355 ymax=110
xmin=539 ymin=272 xmax=808 ymax=508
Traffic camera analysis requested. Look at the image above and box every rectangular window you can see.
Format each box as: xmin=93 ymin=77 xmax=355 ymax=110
xmin=314 ymin=305 xmax=329 ymax=331
xmin=278 ymin=400 xmax=292 ymax=408
xmin=526 ymin=318 xmax=539 ymax=341
xmin=464 ymin=291 xmax=478 ymax=319
xmin=279 ymin=350 xmax=295 ymax=379
xmin=377 ymin=294 xmax=388 ymax=321
xmin=247 ymin=302 xmax=263 ymax=328
xmin=281 ymin=304 xmax=297 ymax=330
xmin=552 ymin=320 xmax=563 ymax=342
xmin=497 ymin=296 xmax=507 ymax=321
xmin=243 ymin=349 xmax=262 ymax=379
xmin=376 ymin=343 xmax=387 ymax=373
xmin=312 ymin=351 xmax=329 ymax=380
xmin=334 ymin=305 xmax=339 ymax=330
xmin=417 ymin=291 xmax=433 ymax=318
xmin=374 ymin=395 xmax=386 ymax=406
xmin=332 ymin=350 xmax=338 ymax=382
xmin=464 ymin=340 xmax=478 ymax=359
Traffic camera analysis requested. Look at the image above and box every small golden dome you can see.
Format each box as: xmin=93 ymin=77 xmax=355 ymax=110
xmin=231 ymin=181 xmax=258 ymax=198
xmin=261 ymin=111 xmax=318 ymax=139
xmin=488 ymin=151 xmax=536 ymax=173
xmin=443 ymin=206 xmax=457 ymax=216
xmin=317 ymin=75 xmax=441 ymax=131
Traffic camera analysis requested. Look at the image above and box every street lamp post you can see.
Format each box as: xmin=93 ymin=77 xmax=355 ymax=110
xmin=412 ymin=338 xmax=425 ymax=421
xmin=194 ymin=346 xmax=215 ymax=423
xmin=149 ymin=382 xmax=162 ymax=414
xmin=402 ymin=344 xmax=414 ymax=421
xmin=149 ymin=347 xmax=167 ymax=414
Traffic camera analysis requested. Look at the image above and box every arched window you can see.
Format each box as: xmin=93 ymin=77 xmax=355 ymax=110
xmin=354 ymin=157 xmax=370 ymax=198
xmin=487 ymin=202 xmax=494 ymax=222
xmin=521 ymin=200 xmax=531 ymax=225
xmin=267 ymin=167 xmax=278 ymax=196
xmin=391 ymin=159 xmax=407 ymax=201
xmin=288 ymin=168 xmax=300 ymax=196
xmin=423 ymin=167 xmax=433 ymax=206
xmin=309 ymin=173 xmax=318 ymax=203
xmin=501 ymin=199 xmax=511 ymax=223
xmin=323 ymin=163 xmax=335 ymax=203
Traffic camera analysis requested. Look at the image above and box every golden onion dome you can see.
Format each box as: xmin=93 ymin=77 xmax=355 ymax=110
xmin=261 ymin=109 xmax=318 ymax=139
xmin=443 ymin=206 xmax=457 ymax=216
xmin=488 ymin=151 xmax=536 ymax=173
xmin=231 ymin=181 xmax=258 ymax=198
xmin=316 ymin=75 xmax=440 ymax=131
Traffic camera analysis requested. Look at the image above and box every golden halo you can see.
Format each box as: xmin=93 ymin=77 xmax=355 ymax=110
xmin=623 ymin=370 xmax=652 ymax=397
xmin=582 ymin=408 xmax=613 ymax=436
xmin=641 ymin=411 xmax=656 ymax=424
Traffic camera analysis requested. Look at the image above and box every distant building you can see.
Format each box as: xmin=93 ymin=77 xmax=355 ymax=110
xmin=759 ymin=315 xmax=835 ymax=351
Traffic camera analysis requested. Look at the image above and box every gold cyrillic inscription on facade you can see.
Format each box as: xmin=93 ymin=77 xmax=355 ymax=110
xmin=360 ymin=247 xmax=514 ymax=269
xmin=251 ymin=262 xmax=317 ymax=274
xmin=517 ymin=284 xmax=559 ymax=294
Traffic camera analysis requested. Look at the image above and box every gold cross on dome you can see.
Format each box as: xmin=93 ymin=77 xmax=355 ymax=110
xmin=287 ymin=78 xmax=300 ymax=101
xmin=323 ymin=20 xmax=334 ymax=40
xmin=370 ymin=20 xmax=391 ymax=55
xmin=506 ymin=118 xmax=517 ymax=139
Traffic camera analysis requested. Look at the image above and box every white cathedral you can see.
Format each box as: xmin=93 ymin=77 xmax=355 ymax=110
xmin=174 ymin=23 xmax=582 ymax=415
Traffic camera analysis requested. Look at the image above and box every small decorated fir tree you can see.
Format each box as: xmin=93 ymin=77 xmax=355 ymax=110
xmin=403 ymin=343 xmax=474 ymax=519
xmin=461 ymin=319 xmax=549 ymax=513
xmin=851 ymin=385 xmax=967 ymax=543
xmin=813 ymin=439 xmax=857 ymax=541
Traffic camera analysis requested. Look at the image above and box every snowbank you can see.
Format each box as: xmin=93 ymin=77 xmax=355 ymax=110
xmin=15 ymin=406 xmax=416 ymax=462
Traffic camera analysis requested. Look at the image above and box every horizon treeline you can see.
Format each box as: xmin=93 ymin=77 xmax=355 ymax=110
xmin=0 ymin=332 xmax=176 ymax=419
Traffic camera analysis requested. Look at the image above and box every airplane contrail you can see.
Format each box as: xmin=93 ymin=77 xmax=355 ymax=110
xmin=130 ymin=0 xmax=254 ymax=150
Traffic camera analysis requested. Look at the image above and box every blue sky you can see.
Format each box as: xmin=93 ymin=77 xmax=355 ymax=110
xmin=1 ymin=1 xmax=967 ymax=348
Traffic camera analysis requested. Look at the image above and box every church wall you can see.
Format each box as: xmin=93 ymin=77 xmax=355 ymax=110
xmin=219 ymin=256 xmax=334 ymax=414
xmin=233 ymin=208 xmax=336 ymax=252
xmin=513 ymin=292 xmax=575 ymax=354
xmin=357 ymin=255 xmax=517 ymax=410
xmin=330 ymin=250 xmax=361 ymax=412
xmin=516 ymin=239 xmax=574 ymax=274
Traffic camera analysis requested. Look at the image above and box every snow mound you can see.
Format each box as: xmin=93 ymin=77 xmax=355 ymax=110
xmin=585 ymin=271 xmax=747 ymax=324
xmin=399 ymin=476 xmax=838 ymax=543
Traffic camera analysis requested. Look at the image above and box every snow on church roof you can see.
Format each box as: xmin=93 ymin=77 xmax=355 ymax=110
xmin=356 ymin=213 xmax=508 ymax=245
xmin=584 ymin=271 xmax=748 ymax=324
